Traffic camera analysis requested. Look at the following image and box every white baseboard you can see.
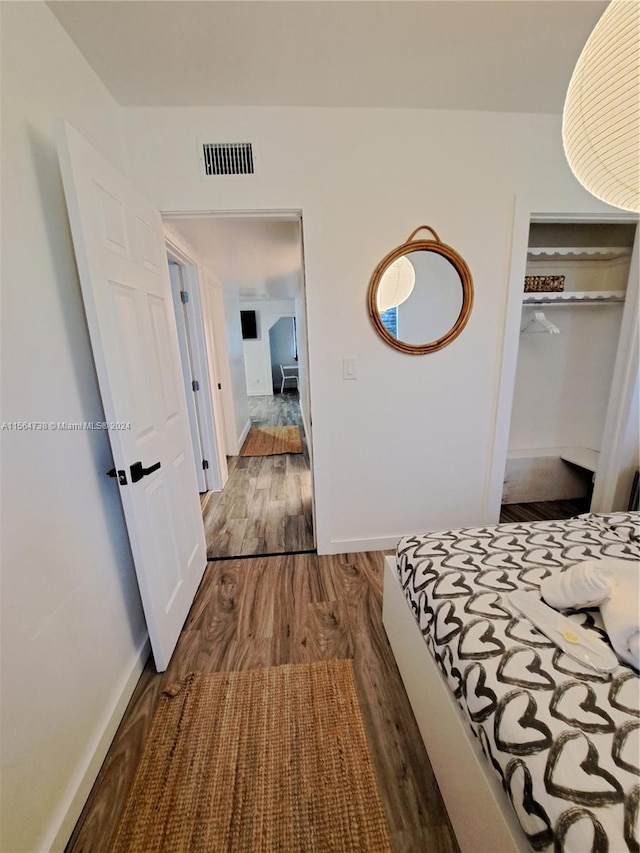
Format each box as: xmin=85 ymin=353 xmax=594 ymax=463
xmin=45 ymin=636 xmax=151 ymax=852
xmin=323 ymin=534 xmax=402 ymax=554
xmin=237 ymin=418 xmax=252 ymax=453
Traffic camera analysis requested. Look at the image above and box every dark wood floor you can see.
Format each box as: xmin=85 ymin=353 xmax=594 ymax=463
xmin=66 ymin=552 xmax=458 ymax=853
xmin=499 ymin=497 xmax=590 ymax=523
xmin=203 ymin=393 xmax=314 ymax=559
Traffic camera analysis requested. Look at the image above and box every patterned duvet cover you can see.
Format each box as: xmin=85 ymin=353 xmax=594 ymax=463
xmin=396 ymin=512 xmax=640 ymax=853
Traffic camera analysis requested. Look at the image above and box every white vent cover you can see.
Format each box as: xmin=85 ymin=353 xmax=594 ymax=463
xmin=201 ymin=142 xmax=254 ymax=177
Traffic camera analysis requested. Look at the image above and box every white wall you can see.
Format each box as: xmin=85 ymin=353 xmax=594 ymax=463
xmin=241 ymin=298 xmax=296 ymax=395
xmin=122 ymin=105 xmax=621 ymax=552
xmin=509 ymin=305 xmax=625 ymax=452
xmin=0 ymin=5 xmax=148 ymax=851
xmin=243 ymin=336 xmax=271 ymax=395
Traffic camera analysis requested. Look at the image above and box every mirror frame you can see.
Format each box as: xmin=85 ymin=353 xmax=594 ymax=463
xmin=367 ymin=226 xmax=474 ymax=354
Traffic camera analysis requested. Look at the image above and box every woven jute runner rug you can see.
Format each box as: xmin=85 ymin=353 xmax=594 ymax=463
xmin=111 ymin=659 xmax=392 ymax=852
xmin=240 ymin=425 xmax=302 ymax=457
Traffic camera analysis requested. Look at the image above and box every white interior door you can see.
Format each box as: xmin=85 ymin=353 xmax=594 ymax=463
xmin=56 ymin=121 xmax=206 ymax=671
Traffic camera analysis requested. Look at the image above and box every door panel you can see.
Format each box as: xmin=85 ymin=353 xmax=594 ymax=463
xmin=57 ymin=121 xmax=206 ymax=671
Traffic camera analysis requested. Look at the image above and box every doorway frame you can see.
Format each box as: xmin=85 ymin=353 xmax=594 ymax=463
xmin=166 ymin=234 xmax=227 ymax=493
xmin=167 ymin=258 xmax=207 ymax=492
xmin=486 ymin=199 xmax=639 ymax=521
xmin=265 ymin=312 xmax=296 ymax=395
xmin=161 ymin=208 xmax=317 ymax=550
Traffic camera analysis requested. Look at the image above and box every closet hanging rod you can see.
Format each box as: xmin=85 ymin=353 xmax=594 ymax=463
xmin=522 ymin=297 xmax=625 ymax=306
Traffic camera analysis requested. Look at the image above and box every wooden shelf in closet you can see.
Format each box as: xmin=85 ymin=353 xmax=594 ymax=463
xmin=523 ymin=290 xmax=626 ymax=305
xmin=527 ymin=246 xmax=631 ymax=261
xmin=559 ymin=447 xmax=599 ymax=474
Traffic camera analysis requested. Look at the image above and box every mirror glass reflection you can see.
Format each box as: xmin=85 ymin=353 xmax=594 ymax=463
xmin=376 ymin=250 xmax=464 ymax=346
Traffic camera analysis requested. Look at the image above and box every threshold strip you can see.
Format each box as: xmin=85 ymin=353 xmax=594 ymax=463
xmin=206 ymin=548 xmax=317 ymax=562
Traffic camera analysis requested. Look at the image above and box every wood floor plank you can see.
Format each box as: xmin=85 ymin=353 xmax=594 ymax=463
xmin=235 ymin=560 xmax=277 ymax=640
xmin=255 ymin=457 xmax=274 ymax=491
xmin=264 ymin=500 xmax=286 ymax=552
xmin=292 ymin=600 xmax=353 ymax=662
xmin=284 ymin=514 xmax=306 ymax=551
xmin=66 ymin=552 xmax=459 ymax=853
xmin=287 ymin=452 xmax=308 ymax=474
xmin=268 ymin=470 xmax=287 ymax=502
xmin=203 ymin=393 xmax=315 ymax=559
xmin=284 ymin=473 xmax=303 ymax=516
xmin=226 ymin=517 xmax=249 ymax=555
xmin=67 ymin=667 xmax=162 ymax=853
xmin=499 ymin=497 xmax=590 ymax=523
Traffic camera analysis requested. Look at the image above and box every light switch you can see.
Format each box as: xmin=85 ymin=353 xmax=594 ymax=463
xmin=343 ymin=358 xmax=358 ymax=380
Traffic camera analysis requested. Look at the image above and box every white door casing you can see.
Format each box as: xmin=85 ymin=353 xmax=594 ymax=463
xmin=168 ymin=261 xmax=207 ymax=493
xmin=165 ymin=237 xmax=227 ymax=492
xmin=56 ymin=121 xmax=206 ymax=671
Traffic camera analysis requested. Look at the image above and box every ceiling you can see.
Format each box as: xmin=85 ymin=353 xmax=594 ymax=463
xmin=49 ymin=1 xmax=607 ymax=296
xmin=164 ymin=215 xmax=304 ymax=298
xmin=48 ymin=0 xmax=607 ymax=114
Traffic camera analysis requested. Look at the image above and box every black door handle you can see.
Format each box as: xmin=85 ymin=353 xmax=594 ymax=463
xmin=130 ymin=460 xmax=161 ymax=483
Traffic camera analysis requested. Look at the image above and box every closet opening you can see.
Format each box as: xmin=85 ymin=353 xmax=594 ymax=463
xmin=500 ymin=220 xmax=638 ymax=524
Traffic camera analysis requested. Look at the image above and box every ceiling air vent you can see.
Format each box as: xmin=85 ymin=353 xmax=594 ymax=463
xmin=201 ymin=142 xmax=254 ymax=177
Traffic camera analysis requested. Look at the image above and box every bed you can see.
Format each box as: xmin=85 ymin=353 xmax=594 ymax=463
xmin=382 ymin=511 xmax=640 ymax=853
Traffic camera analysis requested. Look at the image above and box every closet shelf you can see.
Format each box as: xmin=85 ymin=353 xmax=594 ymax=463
xmin=527 ymin=246 xmax=631 ymax=261
xmin=523 ymin=290 xmax=625 ymax=305
xmin=559 ymin=447 xmax=599 ymax=474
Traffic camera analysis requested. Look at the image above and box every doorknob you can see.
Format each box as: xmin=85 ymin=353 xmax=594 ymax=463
xmin=130 ymin=460 xmax=162 ymax=483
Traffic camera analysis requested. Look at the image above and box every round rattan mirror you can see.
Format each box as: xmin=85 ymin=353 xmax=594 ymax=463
xmin=368 ymin=226 xmax=473 ymax=354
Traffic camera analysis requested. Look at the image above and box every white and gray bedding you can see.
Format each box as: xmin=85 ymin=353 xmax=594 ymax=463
xmin=396 ymin=512 xmax=640 ymax=853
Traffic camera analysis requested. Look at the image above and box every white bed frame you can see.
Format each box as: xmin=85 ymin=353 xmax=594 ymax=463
xmin=382 ymin=556 xmax=531 ymax=853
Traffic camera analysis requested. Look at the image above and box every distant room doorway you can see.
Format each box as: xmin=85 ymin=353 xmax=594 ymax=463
xmin=269 ymin=317 xmax=297 ymax=392
xmin=162 ymin=211 xmax=316 ymax=560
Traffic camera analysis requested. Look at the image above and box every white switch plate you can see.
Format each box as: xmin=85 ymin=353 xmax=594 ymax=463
xmin=343 ymin=358 xmax=357 ymax=379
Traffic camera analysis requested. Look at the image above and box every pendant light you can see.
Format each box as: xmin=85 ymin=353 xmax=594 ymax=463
xmin=562 ymin=0 xmax=640 ymax=213
xmin=376 ymin=256 xmax=416 ymax=313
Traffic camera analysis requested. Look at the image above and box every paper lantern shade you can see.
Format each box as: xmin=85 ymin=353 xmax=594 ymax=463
xmin=562 ymin=0 xmax=640 ymax=213
xmin=376 ymin=256 xmax=416 ymax=312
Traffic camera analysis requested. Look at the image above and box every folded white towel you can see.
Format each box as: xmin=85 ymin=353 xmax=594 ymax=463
xmin=541 ymin=559 xmax=639 ymax=670
xmin=599 ymin=560 xmax=640 ymax=670
xmin=541 ymin=561 xmax=612 ymax=610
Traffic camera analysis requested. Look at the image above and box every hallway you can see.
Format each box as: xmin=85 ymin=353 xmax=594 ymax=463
xmin=202 ymin=393 xmax=314 ymax=559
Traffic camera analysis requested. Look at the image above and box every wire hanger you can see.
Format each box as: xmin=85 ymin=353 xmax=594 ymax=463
xmin=520 ymin=310 xmax=560 ymax=335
